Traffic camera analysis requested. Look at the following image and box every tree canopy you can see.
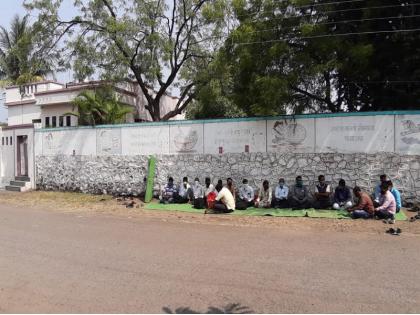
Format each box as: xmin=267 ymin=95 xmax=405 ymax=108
xmin=0 ymin=14 xmax=58 ymax=86
xmin=189 ymin=0 xmax=420 ymax=118
xmin=25 ymin=0 xmax=227 ymax=121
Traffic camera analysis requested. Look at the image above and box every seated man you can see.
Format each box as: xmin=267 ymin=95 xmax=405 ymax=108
xmin=332 ymin=179 xmax=353 ymax=210
xmin=347 ymin=186 xmax=375 ymax=219
xmin=255 ymin=180 xmax=272 ymax=209
xmin=288 ymin=176 xmax=310 ymax=210
xmin=237 ymin=179 xmax=254 ymax=210
xmin=175 ymin=176 xmax=193 ymax=203
xmin=159 ymin=177 xmax=178 ymax=204
xmin=192 ymin=177 xmax=205 ymax=209
xmin=206 ymin=182 xmax=235 ymax=214
xmin=204 ymin=177 xmax=216 ymax=208
xmin=226 ymin=177 xmax=237 ymax=200
xmin=375 ymin=184 xmax=397 ymax=224
xmin=313 ymin=175 xmax=332 ymax=209
xmin=387 ymin=180 xmax=402 ymax=213
xmin=273 ymin=178 xmax=289 ymax=208
xmin=373 ymin=174 xmax=388 ymax=207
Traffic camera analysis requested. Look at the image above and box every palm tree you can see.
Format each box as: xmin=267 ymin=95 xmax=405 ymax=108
xmin=0 ymin=15 xmax=53 ymax=86
xmin=67 ymin=87 xmax=133 ymax=126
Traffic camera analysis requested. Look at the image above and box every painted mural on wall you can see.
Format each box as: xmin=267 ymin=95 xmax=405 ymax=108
xmin=97 ymin=129 xmax=121 ymax=155
xmin=396 ymin=115 xmax=420 ymax=154
xmin=315 ymin=116 xmax=394 ymax=153
xmin=43 ymin=132 xmax=62 ymax=155
xmin=121 ymin=125 xmax=170 ymax=155
xmin=169 ymin=124 xmax=203 ymax=154
xmin=203 ymin=121 xmax=266 ymax=153
xmin=267 ymin=118 xmax=315 ymax=153
xmin=42 ymin=129 xmax=96 ymax=155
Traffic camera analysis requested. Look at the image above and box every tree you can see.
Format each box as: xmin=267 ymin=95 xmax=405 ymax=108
xmin=198 ymin=0 xmax=420 ymax=116
xmin=25 ymin=0 xmax=227 ymax=121
xmin=0 ymin=15 xmax=56 ymax=86
xmin=68 ymin=87 xmax=133 ymax=126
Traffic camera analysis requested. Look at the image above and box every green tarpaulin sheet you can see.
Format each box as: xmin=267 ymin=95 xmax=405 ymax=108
xmin=144 ymin=202 xmax=407 ymax=220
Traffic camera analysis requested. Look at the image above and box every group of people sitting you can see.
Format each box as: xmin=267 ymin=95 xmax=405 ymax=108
xmin=159 ymin=174 xmax=402 ymax=223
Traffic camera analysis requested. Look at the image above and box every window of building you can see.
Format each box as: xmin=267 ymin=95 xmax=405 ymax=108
xmin=32 ymin=119 xmax=42 ymax=124
xmin=66 ymin=116 xmax=71 ymax=127
xmin=2 ymin=137 xmax=4 ymax=146
xmin=45 ymin=117 xmax=50 ymax=127
xmin=10 ymin=137 xmax=12 ymax=146
xmin=59 ymin=116 xmax=64 ymax=127
xmin=6 ymin=137 xmax=8 ymax=145
xmin=52 ymin=116 xmax=57 ymax=127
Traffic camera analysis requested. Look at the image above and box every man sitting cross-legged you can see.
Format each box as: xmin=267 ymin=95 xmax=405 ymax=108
xmin=313 ymin=175 xmax=332 ymax=209
xmin=387 ymin=180 xmax=402 ymax=213
xmin=347 ymin=186 xmax=375 ymax=219
xmin=373 ymin=174 xmax=388 ymax=207
xmin=236 ymin=179 xmax=255 ymax=210
xmin=205 ymin=181 xmax=235 ymax=214
xmin=159 ymin=177 xmax=178 ymax=204
xmin=374 ymin=184 xmax=397 ymax=224
xmin=175 ymin=176 xmax=193 ymax=203
xmin=273 ymin=178 xmax=289 ymax=208
xmin=192 ymin=178 xmax=205 ymax=209
xmin=332 ymin=179 xmax=353 ymax=210
xmin=288 ymin=176 xmax=310 ymax=210
xmin=204 ymin=177 xmax=216 ymax=208
xmin=255 ymin=180 xmax=273 ymax=209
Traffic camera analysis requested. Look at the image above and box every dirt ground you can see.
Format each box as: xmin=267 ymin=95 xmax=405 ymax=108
xmin=1 ymin=190 xmax=419 ymax=236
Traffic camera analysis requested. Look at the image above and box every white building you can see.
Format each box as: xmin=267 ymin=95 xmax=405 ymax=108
xmin=4 ymin=80 xmax=182 ymax=128
xmin=0 ymin=80 xmax=182 ymax=190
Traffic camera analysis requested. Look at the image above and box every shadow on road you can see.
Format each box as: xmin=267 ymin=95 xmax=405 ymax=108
xmin=162 ymin=303 xmax=253 ymax=314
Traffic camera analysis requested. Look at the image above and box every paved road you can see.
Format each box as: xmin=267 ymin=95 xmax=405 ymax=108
xmin=0 ymin=204 xmax=419 ymax=313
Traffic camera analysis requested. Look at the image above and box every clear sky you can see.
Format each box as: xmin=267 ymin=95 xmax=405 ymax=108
xmin=0 ymin=0 xmax=76 ymax=122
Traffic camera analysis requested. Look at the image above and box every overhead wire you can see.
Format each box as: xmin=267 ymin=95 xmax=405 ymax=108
xmin=232 ymin=28 xmax=420 ymax=45
xmin=230 ymin=14 xmax=420 ymax=37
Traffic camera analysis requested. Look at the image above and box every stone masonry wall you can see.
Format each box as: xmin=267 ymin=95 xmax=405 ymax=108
xmin=36 ymin=152 xmax=420 ymax=203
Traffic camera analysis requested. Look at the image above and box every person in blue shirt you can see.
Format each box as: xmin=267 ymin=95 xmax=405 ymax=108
xmin=387 ymin=180 xmax=402 ymax=213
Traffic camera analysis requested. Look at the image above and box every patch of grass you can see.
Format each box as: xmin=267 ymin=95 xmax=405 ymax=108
xmin=0 ymin=190 xmax=115 ymax=212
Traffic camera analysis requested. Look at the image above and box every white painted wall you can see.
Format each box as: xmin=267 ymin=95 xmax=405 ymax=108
xmin=204 ymin=121 xmax=267 ymax=154
xmin=28 ymin=113 xmax=420 ymax=158
xmin=315 ymin=116 xmax=394 ymax=153
xmin=395 ymin=115 xmax=420 ymax=155
xmin=0 ymin=129 xmax=15 ymax=185
xmin=7 ymin=104 xmax=42 ymax=126
xmin=5 ymin=82 xmax=63 ymax=103
xmin=42 ymin=129 xmax=96 ymax=156
xmin=121 ymin=125 xmax=170 ymax=155
xmin=40 ymin=103 xmax=77 ymax=127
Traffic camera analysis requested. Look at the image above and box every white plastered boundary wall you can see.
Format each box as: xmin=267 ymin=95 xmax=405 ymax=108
xmin=33 ymin=113 xmax=420 ymax=156
xmin=0 ymin=127 xmax=35 ymax=188
xmin=3 ymin=111 xmax=420 ymax=195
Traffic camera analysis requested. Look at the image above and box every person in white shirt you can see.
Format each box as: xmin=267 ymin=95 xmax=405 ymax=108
xmin=237 ymin=179 xmax=254 ymax=209
xmin=255 ymin=180 xmax=272 ymax=209
xmin=273 ymin=178 xmax=289 ymax=208
xmin=206 ymin=182 xmax=235 ymax=213
xmin=175 ymin=176 xmax=193 ymax=203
